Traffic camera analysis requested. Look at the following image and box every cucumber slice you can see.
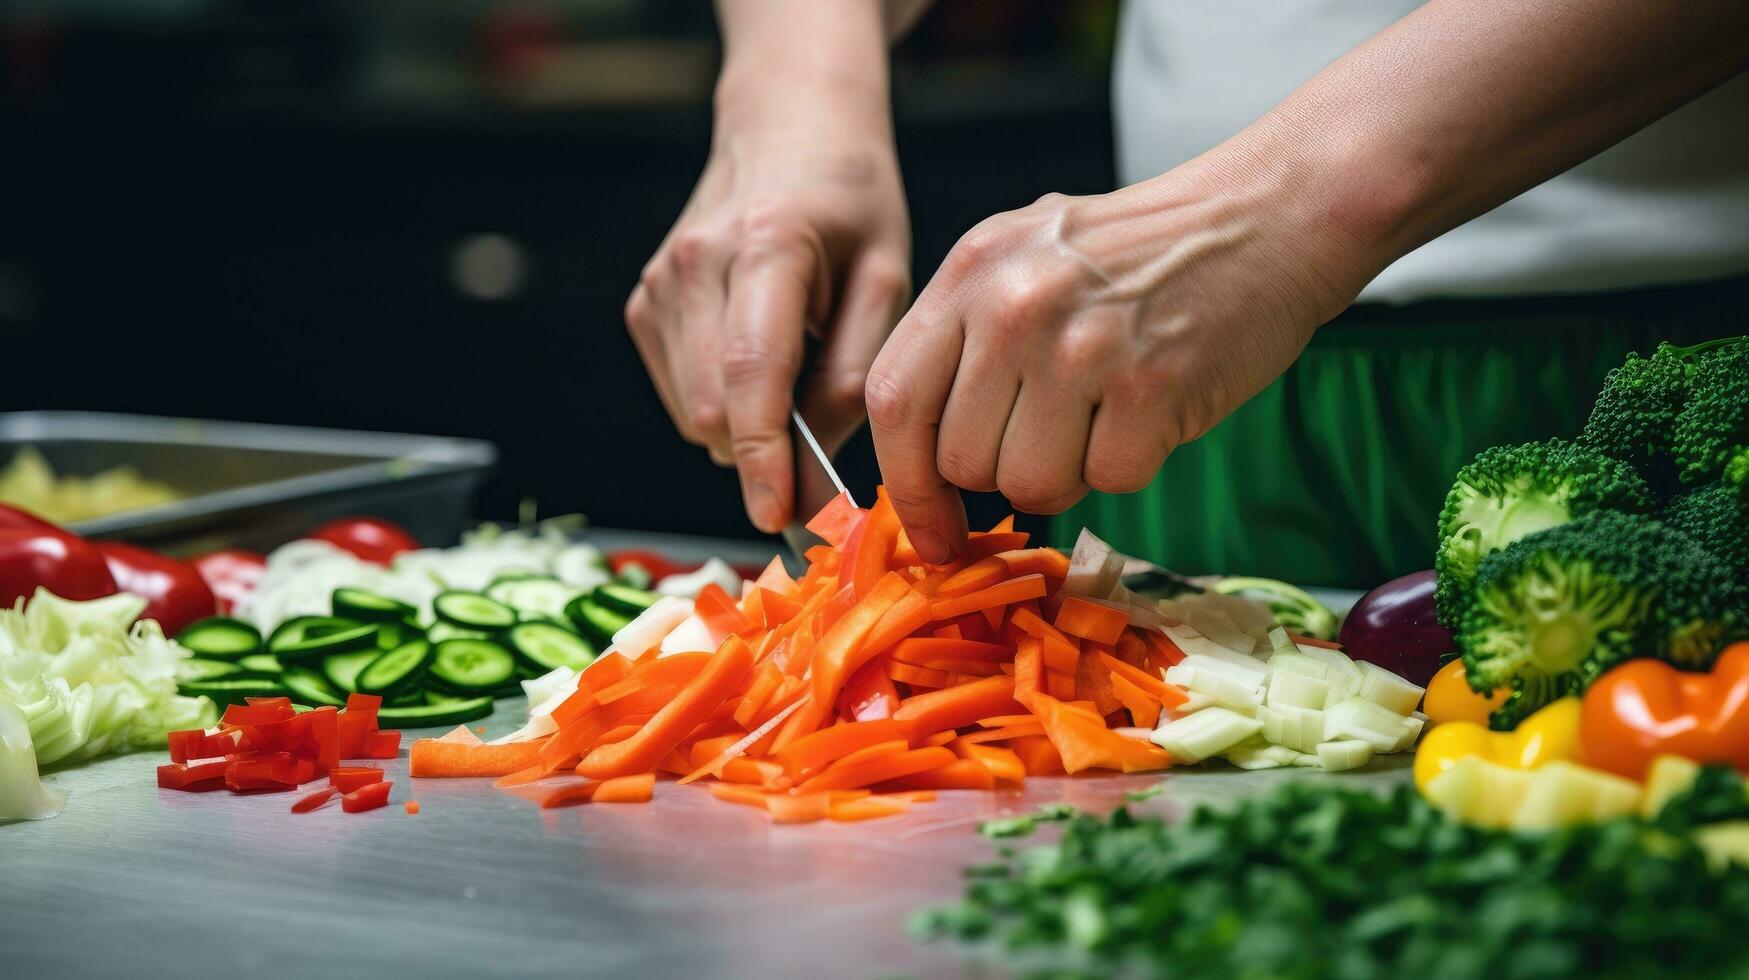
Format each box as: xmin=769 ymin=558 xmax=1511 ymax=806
xmin=176 ymin=658 xmax=243 ymax=684
xmin=387 ymin=689 xmax=427 ymax=708
xmin=594 ymin=583 xmax=660 ymax=617
xmin=236 ymin=653 xmax=283 ymax=676
xmin=378 ymin=695 xmax=495 ymax=728
xmin=322 ymin=648 xmax=381 ymax=693
xmin=507 ymin=621 xmax=597 ymax=673
xmin=565 ymin=595 xmax=633 ymax=647
xmin=426 ymin=621 xmax=489 ymax=644
xmin=332 ymin=588 xmax=416 ymax=623
xmin=177 ymin=676 xmax=290 ymax=706
xmin=429 ymin=638 xmax=518 ymax=696
xmin=175 ymin=617 xmax=263 ymax=661
xmin=493 ymin=578 xmax=581 ymax=621
xmin=375 ymin=621 xmax=410 ymax=651
xmin=433 ymin=591 xmax=517 ymax=631
xmin=269 ymin=619 xmax=381 ymax=663
xmin=356 ymin=639 xmax=434 ymax=696
xmin=281 ymin=666 xmax=347 ymax=708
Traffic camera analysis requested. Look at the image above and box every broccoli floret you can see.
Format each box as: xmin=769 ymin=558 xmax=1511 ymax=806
xmin=1460 ymin=511 xmax=1746 ymax=730
xmin=1434 ymin=439 xmax=1653 ymax=628
xmin=1580 ymin=348 xmax=1689 ymax=462
xmin=1664 ymin=483 xmax=1749 ymax=583
xmin=1672 ymin=339 xmax=1749 ymax=490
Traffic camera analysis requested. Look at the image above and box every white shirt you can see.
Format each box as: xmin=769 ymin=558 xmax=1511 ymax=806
xmin=1113 ymin=1 xmax=1749 ymax=303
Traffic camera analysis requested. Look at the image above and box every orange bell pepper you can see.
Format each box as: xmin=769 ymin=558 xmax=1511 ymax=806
xmin=1579 ymin=643 xmax=1749 ymax=781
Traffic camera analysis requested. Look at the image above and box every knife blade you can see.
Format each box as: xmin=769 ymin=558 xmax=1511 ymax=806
xmin=780 ymin=409 xmax=852 ymax=561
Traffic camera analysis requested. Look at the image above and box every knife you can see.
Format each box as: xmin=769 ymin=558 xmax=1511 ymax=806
xmin=780 ymin=408 xmax=853 ymax=561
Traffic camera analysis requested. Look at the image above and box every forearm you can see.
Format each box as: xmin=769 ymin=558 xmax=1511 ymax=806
xmin=714 ymin=0 xmax=906 ymax=132
xmin=1266 ymin=0 xmax=1748 ymax=273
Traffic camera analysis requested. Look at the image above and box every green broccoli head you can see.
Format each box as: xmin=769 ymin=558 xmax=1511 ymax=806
xmin=1664 ymin=483 xmax=1749 ymax=583
xmin=1434 ymin=439 xmax=1653 ymax=628
xmin=1460 ymin=511 xmax=1746 ymax=730
xmin=1672 ymin=339 xmax=1749 ymax=490
xmin=1579 ymin=347 xmax=1689 ymax=462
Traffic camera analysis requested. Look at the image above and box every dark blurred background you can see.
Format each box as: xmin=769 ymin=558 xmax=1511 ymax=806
xmin=0 ymin=0 xmax=1117 ymax=544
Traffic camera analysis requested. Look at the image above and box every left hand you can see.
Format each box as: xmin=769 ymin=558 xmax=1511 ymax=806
xmin=865 ymin=150 xmax=1381 ymax=563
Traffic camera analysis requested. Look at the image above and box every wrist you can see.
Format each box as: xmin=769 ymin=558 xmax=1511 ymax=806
xmin=713 ymin=1 xmax=892 ymax=139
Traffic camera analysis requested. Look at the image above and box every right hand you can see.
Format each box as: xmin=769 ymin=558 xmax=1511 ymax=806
xmin=625 ymin=96 xmax=910 ymax=533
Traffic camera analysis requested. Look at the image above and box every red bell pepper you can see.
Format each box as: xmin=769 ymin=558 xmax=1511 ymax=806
xmin=341 ymin=780 xmax=393 ymax=813
xmin=190 ymin=549 xmax=266 ymax=615
xmin=95 ymin=541 xmax=216 ymax=635
xmin=0 ymin=526 xmax=117 ymax=606
xmin=157 ymin=760 xmax=229 ymax=792
xmin=305 ymin=517 xmax=419 ymax=565
xmin=607 ymin=549 xmax=690 ymax=583
xmin=291 ymin=787 xmax=341 ymax=813
xmin=328 ymin=766 xmax=385 ymax=793
xmin=0 ymin=503 xmax=58 ymax=531
xmin=225 ymin=751 xmax=301 ymax=791
xmin=1579 ymin=642 xmax=1749 ymax=780
xmin=365 ymin=730 xmax=402 ymax=760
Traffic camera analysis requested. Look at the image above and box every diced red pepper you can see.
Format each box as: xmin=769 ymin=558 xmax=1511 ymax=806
xmin=290 ymin=756 xmax=318 ymax=786
xmin=345 ymin=692 xmax=382 ymax=717
xmin=225 ymin=752 xmax=300 ymax=791
xmin=696 ymin=582 xmax=754 ymax=637
xmin=291 ymin=787 xmax=340 ymax=813
xmin=341 ymin=780 xmax=393 ymax=813
xmin=223 ymin=699 xmax=295 ymax=727
xmin=364 ymin=729 xmax=401 ymax=760
xmin=328 ymin=766 xmax=385 ymax=793
xmin=156 ymin=760 xmax=228 ymax=792
xmin=336 ymin=711 xmax=374 ymax=759
xmin=167 ymin=729 xmax=206 ymax=765
xmin=304 ymin=706 xmax=340 ymax=774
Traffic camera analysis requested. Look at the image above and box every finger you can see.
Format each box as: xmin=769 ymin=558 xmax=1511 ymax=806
xmin=996 ymin=380 xmax=1094 ymax=515
xmin=624 ymin=283 xmax=688 ymax=436
xmin=1083 ymin=395 xmax=1170 ymax=495
xmin=934 ymin=333 xmax=1021 ymax=493
xmin=668 ymin=236 xmax=732 ymax=462
xmin=797 ymin=252 xmax=909 ymax=455
xmin=866 ymin=305 xmax=968 ymax=564
xmin=722 ymin=245 xmax=815 ymax=533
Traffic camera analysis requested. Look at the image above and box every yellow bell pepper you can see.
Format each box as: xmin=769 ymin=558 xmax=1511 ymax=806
xmin=1424 ymin=757 xmax=1642 ymax=831
xmin=1422 ymin=659 xmax=1508 ymax=727
xmin=1412 ymin=696 xmax=1581 ymax=792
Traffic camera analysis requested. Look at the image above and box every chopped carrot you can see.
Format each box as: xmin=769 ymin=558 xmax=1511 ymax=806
xmin=890 ymin=637 xmax=1010 ymax=665
xmin=1009 ymin=734 xmax=1066 ymax=775
xmin=804 ymin=491 xmax=863 ymax=548
xmin=1054 ymin=596 xmax=1130 ymax=646
xmin=953 ymin=721 xmax=1046 ymax=744
xmin=765 ymin=791 xmax=835 ymax=823
xmin=887 ymin=661 xmax=953 ymax=689
xmin=860 ymin=590 xmax=934 ymax=658
xmin=593 ymin=772 xmax=655 ymax=804
xmin=758 ymin=587 xmax=804 ymax=627
xmin=733 ymin=661 xmax=784 ymax=729
xmin=708 ymin=782 xmax=770 ymax=809
xmin=1109 ymin=671 xmax=1162 ymax=729
xmin=576 ymin=635 xmax=756 ymax=780
xmin=1027 ymin=693 xmax=1173 ymax=774
xmin=993 ymin=548 xmax=1071 ymax=581
xmin=927 ymin=574 xmax=1047 ymax=622
xmin=1013 ymin=640 xmax=1043 ymax=703
xmin=540 ymin=781 xmax=600 ymax=809
xmin=774 ymin=719 xmax=910 ymax=780
xmin=410 ymin=737 xmax=546 ymax=778
xmin=897 ymin=758 xmax=998 ymax=791
xmin=975 ymin=713 xmax=1039 ymax=728
xmin=795 ymin=745 xmax=957 ymax=794
xmin=827 ymin=794 xmax=918 ymax=822
xmin=959 ymin=531 xmax=1031 ymax=561
xmin=592 ymin=653 xmax=709 ymax=705
xmin=1142 ymin=629 xmax=1187 ymax=668
xmin=405 ymin=800 xmax=420 ymax=814
xmin=922 ymin=730 xmax=957 ymax=747
xmin=1287 ymin=631 xmax=1344 ymax=650
xmin=955 ymin=742 xmax=1025 ymax=783
xmin=918 ymin=659 xmax=1003 ymax=676
xmin=892 ymin=676 xmax=1024 ymax=736
xmin=1075 ymin=644 xmax=1122 ymax=715
xmin=935 ymin=557 xmax=1009 ymax=598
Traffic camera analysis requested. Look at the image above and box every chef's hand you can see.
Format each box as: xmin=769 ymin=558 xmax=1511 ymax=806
xmin=625 ymin=5 xmax=909 ymax=534
xmin=866 ymin=145 xmax=1385 ymax=564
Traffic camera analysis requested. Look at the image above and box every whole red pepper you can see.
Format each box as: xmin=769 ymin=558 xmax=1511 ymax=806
xmin=0 ymin=527 xmax=118 ymax=606
xmin=95 ymin=541 xmax=217 ymax=635
xmin=190 ymin=549 xmax=267 ymax=614
xmin=305 ymin=517 xmax=419 ymax=566
xmin=0 ymin=503 xmax=60 ymax=532
xmin=1579 ymin=643 xmax=1749 ymax=780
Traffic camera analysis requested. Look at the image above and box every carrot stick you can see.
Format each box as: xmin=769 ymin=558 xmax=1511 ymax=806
xmin=764 ymin=791 xmax=835 ymax=824
xmin=895 ymin=758 xmax=998 ymax=791
xmin=1013 ymin=639 xmax=1043 ymax=705
xmin=927 ymin=573 xmax=1047 ymax=621
xmin=892 ymin=675 xmax=1024 ymax=736
xmin=952 ymin=721 xmax=1046 ymax=744
xmin=707 ymin=782 xmax=770 ymax=809
xmin=959 ymin=531 xmax=1031 ymax=561
xmin=1008 ymin=734 xmax=1066 ymax=775
xmin=934 ymin=557 xmax=1008 ymax=598
xmin=592 ymin=772 xmax=655 ymax=804
xmin=887 ymin=661 xmax=953 ymax=689
xmin=839 ymin=657 xmax=902 ymax=721
xmin=733 ymin=661 xmax=784 ymax=729
xmin=827 ymin=795 xmax=912 ymax=822
xmin=1027 ymin=693 xmax=1173 ymax=774
xmin=678 ymin=695 xmax=809 ymax=785
xmin=780 ymin=573 xmax=911 ymax=744
xmin=540 ymin=781 xmax=599 ymax=808
xmin=1045 ymin=670 xmax=1078 ymax=702
xmin=918 ymin=659 xmax=1003 ymax=677
xmin=795 ymin=745 xmax=957 ymax=794
xmin=1075 ymin=643 xmax=1122 ymax=715
xmin=494 ymin=764 xmax=555 ymax=788
xmin=1142 ymin=629 xmax=1186 ymax=668
xmin=847 ymin=497 xmax=902 ymax=600
xmin=1109 ymin=671 xmax=1161 ymax=729
xmin=993 ymin=548 xmax=1070 ymax=580
xmin=1287 ymin=631 xmax=1344 ymax=650
xmin=576 ymin=635 xmax=756 ymax=780
xmin=860 ymin=590 xmax=933 ymax=658
xmin=774 ymin=719 xmax=910 ymax=780
xmin=955 ymin=742 xmax=1025 ymax=783
xmin=592 ymin=653 xmax=709 ymax=705
xmin=1054 ymin=596 xmax=1130 ymax=646
xmin=889 ymin=637 xmax=1010 ymax=665
xmin=1095 ymin=650 xmax=1170 ymax=699
xmin=410 ymin=736 xmax=547 ymax=778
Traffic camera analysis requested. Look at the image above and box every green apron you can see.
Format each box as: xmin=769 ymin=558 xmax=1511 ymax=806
xmin=1058 ymin=274 xmax=1749 ymax=589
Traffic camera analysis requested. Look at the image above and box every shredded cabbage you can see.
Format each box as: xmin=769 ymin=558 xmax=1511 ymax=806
xmin=236 ymin=523 xmax=610 ymax=632
xmin=0 ymin=696 xmax=66 ymax=822
xmin=0 ymin=588 xmax=216 ymax=773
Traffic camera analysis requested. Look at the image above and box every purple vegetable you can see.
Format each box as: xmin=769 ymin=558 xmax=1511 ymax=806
xmin=1337 ymin=569 xmax=1453 ymax=687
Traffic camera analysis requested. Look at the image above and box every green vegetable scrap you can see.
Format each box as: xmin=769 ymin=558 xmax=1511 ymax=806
xmin=1461 ymin=511 xmax=1746 ymax=728
xmin=1433 ymin=439 xmax=1652 ymax=628
xmin=913 ymin=782 xmax=1749 ymax=980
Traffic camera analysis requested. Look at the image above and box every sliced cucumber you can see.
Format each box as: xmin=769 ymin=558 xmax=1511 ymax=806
xmin=488 ymin=577 xmax=580 ymax=621
xmin=378 ymin=695 xmax=495 ymax=729
xmin=281 ymin=666 xmax=347 ymax=708
xmin=356 ymin=639 xmax=434 ymax=696
xmin=387 ymin=689 xmax=427 ymax=708
xmin=594 ymin=583 xmax=660 ymax=617
xmin=178 ymin=676 xmax=290 ymax=706
xmin=429 ymin=638 xmax=518 ymax=695
xmin=375 ymin=621 xmax=411 ymax=651
xmin=236 ymin=653 xmax=283 ymax=676
xmin=426 ymin=621 xmax=490 ymax=644
xmin=269 ymin=619 xmax=380 ymax=663
xmin=177 ymin=658 xmax=243 ymax=684
xmin=433 ymin=591 xmax=517 ymax=631
xmin=565 ymin=594 xmax=633 ymax=647
xmin=175 ymin=617 xmax=263 ymax=660
xmin=332 ymin=587 xmax=416 ymax=623
xmin=321 ymin=648 xmax=381 ymax=693
xmin=507 ymin=621 xmax=597 ymax=673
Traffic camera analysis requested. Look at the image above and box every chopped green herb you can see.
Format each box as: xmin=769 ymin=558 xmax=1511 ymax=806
xmin=1124 ymin=784 xmax=1164 ymax=803
xmin=978 ymin=816 xmax=1037 ymax=839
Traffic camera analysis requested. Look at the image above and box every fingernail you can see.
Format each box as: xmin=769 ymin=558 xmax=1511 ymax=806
xmin=747 ymin=483 xmax=783 ymax=534
xmin=909 ymin=526 xmax=953 ymax=565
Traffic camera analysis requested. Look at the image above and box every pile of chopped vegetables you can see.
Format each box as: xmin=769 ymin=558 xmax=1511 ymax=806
xmin=408 ymin=491 xmax=1423 ymax=822
xmin=0 ymin=447 xmax=181 ymax=523
xmin=157 ymin=693 xmax=403 ymax=813
xmin=912 ymin=777 xmax=1749 ymax=979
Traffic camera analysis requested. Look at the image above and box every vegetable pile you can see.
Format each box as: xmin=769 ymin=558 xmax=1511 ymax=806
xmin=408 ymin=492 xmax=1427 ymax=821
xmin=1435 ymin=336 xmax=1749 ymax=729
xmin=913 ymin=777 xmax=1749 ymax=979
xmin=157 ymin=693 xmax=400 ymax=809
xmin=0 ymin=447 xmax=180 ymax=523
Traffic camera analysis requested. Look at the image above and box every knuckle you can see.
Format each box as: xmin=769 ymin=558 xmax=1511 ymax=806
xmin=687 ymin=400 xmax=727 ymax=438
xmin=1032 ymin=191 xmax=1069 ymax=209
xmin=668 ymin=231 xmax=713 ymax=273
xmin=951 ymin=222 xmax=1004 ymax=266
xmin=1084 ymin=448 xmax=1159 ymax=494
xmin=983 ymin=281 xmax=1052 ymax=338
xmin=737 ymin=199 xmax=801 ymax=245
xmin=861 ymin=259 xmax=912 ymax=307
xmin=999 ymin=471 xmax=1083 ymax=515
xmin=864 ymin=370 xmax=913 ymax=430
xmin=936 ymin=444 xmax=996 ymax=492
xmin=722 ymin=332 xmax=799 ymax=385
xmin=623 ymin=290 xmax=650 ymax=336
xmin=1053 ymin=320 xmax=1120 ymax=376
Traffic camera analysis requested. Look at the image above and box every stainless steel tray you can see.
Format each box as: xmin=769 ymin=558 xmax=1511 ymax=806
xmin=0 ymin=412 xmax=496 ymax=555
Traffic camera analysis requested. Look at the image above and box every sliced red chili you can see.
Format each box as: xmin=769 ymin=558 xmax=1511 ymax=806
xmin=341 ymin=780 xmax=393 ymax=813
xmin=291 ymin=787 xmax=340 ymax=813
